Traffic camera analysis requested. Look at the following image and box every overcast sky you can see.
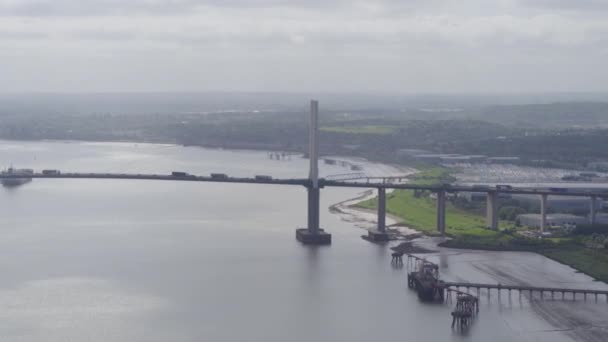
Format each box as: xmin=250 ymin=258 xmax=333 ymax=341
xmin=1 ymin=0 xmax=607 ymax=93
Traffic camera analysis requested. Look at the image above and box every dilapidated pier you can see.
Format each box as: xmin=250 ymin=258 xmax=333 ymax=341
xmin=450 ymin=292 xmax=479 ymax=329
xmin=406 ymin=255 xmax=445 ymax=302
xmin=443 ymin=282 xmax=608 ymax=301
xmin=401 ymin=252 xmax=608 ymax=329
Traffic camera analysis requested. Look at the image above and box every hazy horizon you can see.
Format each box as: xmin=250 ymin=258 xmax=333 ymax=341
xmin=2 ymin=0 xmax=608 ymax=93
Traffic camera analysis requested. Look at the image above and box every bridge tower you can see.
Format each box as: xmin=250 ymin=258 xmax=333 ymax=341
xmin=296 ymin=100 xmax=332 ymax=245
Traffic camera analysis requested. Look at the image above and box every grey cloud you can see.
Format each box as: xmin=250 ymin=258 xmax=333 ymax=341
xmin=0 ymin=30 xmax=47 ymax=39
xmin=0 ymin=0 xmax=350 ymax=16
xmin=72 ymin=29 xmax=136 ymax=41
xmin=0 ymin=0 xmax=203 ymax=16
xmin=522 ymin=0 xmax=608 ymax=11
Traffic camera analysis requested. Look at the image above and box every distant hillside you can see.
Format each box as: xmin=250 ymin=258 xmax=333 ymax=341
xmin=479 ymin=102 xmax=608 ymax=128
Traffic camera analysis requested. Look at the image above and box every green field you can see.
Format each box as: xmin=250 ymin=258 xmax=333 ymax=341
xmin=357 ymin=167 xmax=514 ymax=238
xmin=320 ymin=125 xmax=396 ymax=135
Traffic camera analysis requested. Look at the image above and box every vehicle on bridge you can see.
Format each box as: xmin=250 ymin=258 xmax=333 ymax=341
xmin=210 ymin=173 xmax=228 ymax=180
xmin=496 ymin=184 xmax=512 ymax=190
xmin=472 ymin=184 xmax=490 ymax=191
xmin=42 ymin=169 xmax=61 ymax=176
xmin=255 ymin=175 xmax=273 ymax=181
xmin=171 ymin=171 xmax=188 ymax=177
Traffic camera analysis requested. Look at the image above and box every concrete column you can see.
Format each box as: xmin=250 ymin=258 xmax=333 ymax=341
xmin=436 ymin=190 xmax=446 ymax=235
xmin=590 ymin=196 xmax=597 ymax=225
xmin=307 ymin=187 xmax=320 ymax=233
xmin=486 ymin=191 xmax=498 ymax=230
xmin=540 ymin=194 xmax=548 ymax=232
xmin=377 ymin=187 xmax=386 ymax=232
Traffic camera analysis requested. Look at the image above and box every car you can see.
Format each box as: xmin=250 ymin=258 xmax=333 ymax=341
xmin=171 ymin=171 xmax=188 ymax=177
xmin=42 ymin=169 xmax=60 ymax=175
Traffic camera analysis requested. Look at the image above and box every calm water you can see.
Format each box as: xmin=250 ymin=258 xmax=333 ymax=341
xmin=0 ymin=140 xmax=607 ymax=342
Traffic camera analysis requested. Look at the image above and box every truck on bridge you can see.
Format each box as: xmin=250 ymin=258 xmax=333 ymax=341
xmin=210 ymin=173 xmax=228 ymax=180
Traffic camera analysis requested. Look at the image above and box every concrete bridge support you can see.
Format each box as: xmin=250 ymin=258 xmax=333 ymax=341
xmin=366 ymin=187 xmax=390 ymax=242
xmin=436 ymin=190 xmax=446 ymax=235
xmin=307 ymin=187 xmax=320 ymax=234
xmin=540 ymin=194 xmax=548 ymax=233
xmin=590 ymin=196 xmax=598 ymax=225
xmin=378 ymin=187 xmax=386 ymax=232
xmin=296 ymin=100 xmax=331 ymax=245
xmin=486 ymin=191 xmax=498 ymax=230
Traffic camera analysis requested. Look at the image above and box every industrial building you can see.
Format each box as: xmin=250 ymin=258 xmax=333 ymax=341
xmin=593 ymin=213 xmax=608 ymax=225
xmin=516 ymin=213 xmax=588 ymax=228
xmin=511 ymin=195 xmax=603 ymax=213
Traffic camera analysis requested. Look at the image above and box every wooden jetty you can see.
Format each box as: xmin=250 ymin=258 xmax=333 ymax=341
xmin=444 ymin=282 xmax=608 ymax=301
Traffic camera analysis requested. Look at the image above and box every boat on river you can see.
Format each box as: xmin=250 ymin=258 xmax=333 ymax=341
xmin=1 ymin=167 xmax=33 ymax=187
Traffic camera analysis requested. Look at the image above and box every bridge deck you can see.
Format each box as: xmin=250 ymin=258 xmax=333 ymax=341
xmin=1 ymin=173 xmax=608 ymax=197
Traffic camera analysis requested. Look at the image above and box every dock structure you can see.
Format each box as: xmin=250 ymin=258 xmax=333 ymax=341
xmin=450 ymin=292 xmax=479 ymax=329
xmin=444 ymin=282 xmax=608 ymax=302
xmin=406 ymin=255 xmax=445 ymax=302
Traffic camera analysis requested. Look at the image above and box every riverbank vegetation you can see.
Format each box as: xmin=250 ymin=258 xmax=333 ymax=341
xmin=356 ymin=167 xmax=515 ymax=238
xmin=4 ymin=95 xmax=608 ymax=169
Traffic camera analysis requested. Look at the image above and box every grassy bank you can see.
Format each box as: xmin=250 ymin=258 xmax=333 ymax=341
xmin=357 ymin=167 xmax=514 ymax=238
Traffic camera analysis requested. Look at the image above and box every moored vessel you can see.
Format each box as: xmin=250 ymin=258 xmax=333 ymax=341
xmin=1 ymin=167 xmax=33 ymax=187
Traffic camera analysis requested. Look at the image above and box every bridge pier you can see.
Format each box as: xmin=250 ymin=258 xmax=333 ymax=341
xmin=366 ymin=187 xmax=390 ymax=242
xmin=296 ymin=186 xmax=331 ymax=244
xmin=296 ymin=100 xmax=331 ymax=245
xmin=540 ymin=194 xmax=548 ymax=233
xmin=436 ymin=190 xmax=446 ymax=235
xmin=486 ymin=191 xmax=498 ymax=230
xmin=590 ymin=196 xmax=598 ymax=225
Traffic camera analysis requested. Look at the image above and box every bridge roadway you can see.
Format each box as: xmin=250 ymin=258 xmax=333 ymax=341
xmin=3 ymin=172 xmax=608 ymax=240
xmin=2 ymin=173 xmax=608 ymax=198
xmin=1 ymin=173 xmax=310 ymax=186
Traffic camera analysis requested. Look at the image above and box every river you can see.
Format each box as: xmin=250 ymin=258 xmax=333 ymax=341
xmin=0 ymin=140 xmax=606 ymax=342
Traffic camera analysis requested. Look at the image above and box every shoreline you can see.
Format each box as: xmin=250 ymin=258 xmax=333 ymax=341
xmin=329 ymin=190 xmax=420 ymax=237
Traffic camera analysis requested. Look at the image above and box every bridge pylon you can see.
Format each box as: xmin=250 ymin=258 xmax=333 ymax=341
xmin=296 ymin=100 xmax=331 ymax=245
